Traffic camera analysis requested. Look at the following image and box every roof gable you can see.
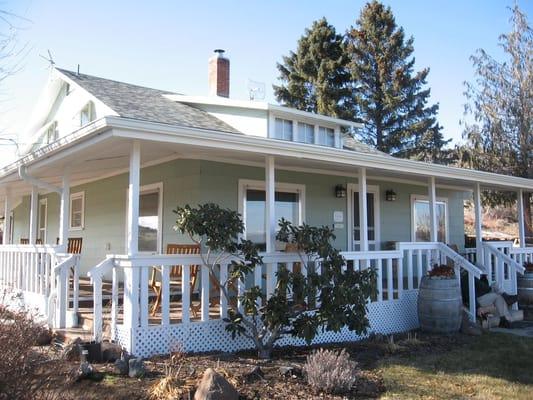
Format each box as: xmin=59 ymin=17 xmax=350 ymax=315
xmin=55 ymin=68 xmax=241 ymax=134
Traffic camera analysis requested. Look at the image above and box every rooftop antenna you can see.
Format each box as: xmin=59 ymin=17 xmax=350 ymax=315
xmin=247 ymin=79 xmax=265 ymax=101
xmin=39 ymin=49 xmax=55 ymax=70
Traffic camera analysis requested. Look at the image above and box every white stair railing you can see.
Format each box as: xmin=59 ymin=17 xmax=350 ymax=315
xmin=396 ymin=242 xmax=482 ymax=321
xmin=47 ymin=253 xmax=80 ymax=328
xmin=482 ymin=242 xmax=525 ymax=307
xmin=87 ymin=257 xmax=116 ymax=342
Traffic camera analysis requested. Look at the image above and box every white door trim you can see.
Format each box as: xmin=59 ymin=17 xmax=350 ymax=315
xmin=347 ymin=183 xmax=381 ymax=251
xmin=38 ymin=198 xmax=48 ymax=243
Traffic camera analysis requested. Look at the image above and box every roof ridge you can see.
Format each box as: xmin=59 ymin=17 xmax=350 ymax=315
xmin=55 ymin=67 xmax=181 ymax=95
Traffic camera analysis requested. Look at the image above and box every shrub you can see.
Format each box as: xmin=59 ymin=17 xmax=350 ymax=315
xmin=174 ymin=204 xmax=376 ymax=359
xmin=303 ymin=348 xmax=359 ymax=394
xmin=0 ymin=296 xmax=60 ymax=400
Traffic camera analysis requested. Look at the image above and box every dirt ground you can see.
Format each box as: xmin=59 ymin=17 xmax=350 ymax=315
xmin=34 ymin=330 xmax=533 ymax=400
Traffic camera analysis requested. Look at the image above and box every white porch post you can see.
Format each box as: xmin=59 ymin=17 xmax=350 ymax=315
xmin=517 ymin=189 xmax=526 ymax=248
xmin=127 ymin=140 xmax=141 ymax=256
xmin=265 ymin=156 xmax=276 ymax=298
xmin=3 ymin=189 xmax=12 ymax=244
xmin=59 ymin=170 xmax=70 ymax=251
xmin=474 ymin=183 xmax=484 ymax=265
xmin=358 ymin=167 xmax=368 ymax=252
xmin=29 ymin=186 xmax=38 ymax=244
xmin=428 ymin=177 xmax=438 ymax=243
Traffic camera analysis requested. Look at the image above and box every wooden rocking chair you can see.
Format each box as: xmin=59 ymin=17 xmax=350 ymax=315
xmin=149 ymin=244 xmax=201 ymax=317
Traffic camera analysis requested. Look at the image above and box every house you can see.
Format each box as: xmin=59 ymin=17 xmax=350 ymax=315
xmin=0 ymin=50 xmax=531 ymax=357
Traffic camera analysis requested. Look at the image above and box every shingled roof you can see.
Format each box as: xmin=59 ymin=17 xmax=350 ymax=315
xmin=56 ymin=68 xmax=241 ymax=134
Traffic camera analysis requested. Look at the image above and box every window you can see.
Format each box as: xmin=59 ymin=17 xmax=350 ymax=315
xmin=317 ymin=126 xmax=335 ymax=147
xmin=38 ymin=199 xmax=47 ymax=243
xmin=136 ymin=184 xmax=162 ymax=253
xmin=240 ymin=180 xmax=304 ymax=251
xmin=45 ymin=122 xmax=58 ymax=144
xmin=69 ymin=192 xmax=85 ymax=230
xmin=298 ymin=122 xmax=315 ymax=144
xmin=274 ymin=118 xmax=293 ymax=141
xmin=79 ymin=102 xmax=95 ymax=126
xmin=411 ymin=197 xmax=448 ymax=242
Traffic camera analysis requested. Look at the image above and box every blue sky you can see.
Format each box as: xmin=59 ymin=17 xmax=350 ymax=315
xmin=0 ymin=0 xmax=530 ymax=166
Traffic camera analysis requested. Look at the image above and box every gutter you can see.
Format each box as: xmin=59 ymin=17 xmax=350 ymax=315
xmin=18 ymin=165 xmax=62 ymax=194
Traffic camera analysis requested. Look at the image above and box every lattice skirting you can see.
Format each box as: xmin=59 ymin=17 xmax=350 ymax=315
xmin=115 ymin=290 xmax=420 ymax=358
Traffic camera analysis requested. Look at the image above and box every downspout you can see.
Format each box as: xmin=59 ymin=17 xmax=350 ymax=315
xmin=18 ymin=165 xmax=62 ymax=194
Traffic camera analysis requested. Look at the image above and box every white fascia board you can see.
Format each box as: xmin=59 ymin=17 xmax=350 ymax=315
xmin=165 ymin=94 xmax=362 ymax=129
xmin=0 ymin=116 xmax=531 ymax=191
xmin=105 ymin=117 xmax=533 ymax=191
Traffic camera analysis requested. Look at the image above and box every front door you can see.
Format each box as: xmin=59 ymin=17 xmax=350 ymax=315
xmin=350 ymin=186 xmax=380 ymax=251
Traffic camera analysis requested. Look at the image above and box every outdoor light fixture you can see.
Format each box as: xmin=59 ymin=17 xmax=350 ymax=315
xmin=335 ymin=184 xmax=347 ymax=198
xmin=385 ymin=189 xmax=397 ymax=202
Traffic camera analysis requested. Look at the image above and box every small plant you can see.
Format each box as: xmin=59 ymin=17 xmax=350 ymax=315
xmin=524 ymin=262 xmax=533 ymax=273
xmin=428 ymin=264 xmax=455 ymax=278
xmin=303 ymin=348 xmax=359 ymax=395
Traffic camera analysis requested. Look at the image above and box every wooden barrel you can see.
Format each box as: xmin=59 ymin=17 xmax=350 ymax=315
xmin=518 ymin=272 xmax=533 ymax=306
xmin=418 ymin=276 xmax=462 ymax=333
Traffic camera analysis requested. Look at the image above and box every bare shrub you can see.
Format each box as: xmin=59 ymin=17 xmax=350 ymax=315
xmin=0 ymin=301 xmax=61 ymax=400
xmin=303 ymin=348 xmax=359 ymax=394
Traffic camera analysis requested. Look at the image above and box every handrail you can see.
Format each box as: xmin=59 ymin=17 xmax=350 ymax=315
xmin=47 ymin=254 xmax=76 ymax=328
xmin=483 ymin=243 xmax=525 ymax=275
xmin=436 ymin=243 xmax=483 ymax=278
xmin=87 ymin=256 xmax=116 ymax=280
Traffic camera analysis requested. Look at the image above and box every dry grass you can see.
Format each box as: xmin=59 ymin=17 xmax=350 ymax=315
xmin=379 ymin=332 xmax=533 ymax=399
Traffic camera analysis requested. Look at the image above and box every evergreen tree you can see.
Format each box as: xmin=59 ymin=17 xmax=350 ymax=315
xmin=460 ymin=4 xmax=532 ymax=236
xmin=346 ymin=1 xmax=447 ymax=157
xmin=273 ymin=18 xmax=354 ymax=120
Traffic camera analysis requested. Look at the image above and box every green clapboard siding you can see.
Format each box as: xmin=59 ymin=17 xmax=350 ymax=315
xmin=10 ymin=159 xmax=466 ymax=273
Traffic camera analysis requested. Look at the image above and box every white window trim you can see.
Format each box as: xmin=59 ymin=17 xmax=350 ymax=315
xmin=238 ymin=179 xmax=306 ymax=241
xmin=410 ymin=194 xmax=449 ymax=243
xmin=38 ymin=198 xmax=47 ymax=243
xmin=69 ymin=191 xmax=85 ymax=231
xmin=126 ymin=182 xmax=164 ymax=255
xmin=79 ymin=101 xmax=95 ymax=127
xmin=347 ymin=183 xmax=381 ymax=251
xmin=268 ymin=111 xmax=341 ymax=149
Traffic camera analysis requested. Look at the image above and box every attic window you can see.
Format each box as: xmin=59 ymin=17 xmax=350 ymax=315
xmin=45 ymin=122 xmax=58 ymax=144
xmin=274 ymin=118 xmax=293 ymax=141
xmin=79 ymin=102 xmax=95 ymax=126
xmin=317 ymin=126 xmax=335 ymax=147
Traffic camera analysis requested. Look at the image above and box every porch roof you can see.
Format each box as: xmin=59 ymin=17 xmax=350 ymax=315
xmin=0 ymin=116 xmax=531 ymax=205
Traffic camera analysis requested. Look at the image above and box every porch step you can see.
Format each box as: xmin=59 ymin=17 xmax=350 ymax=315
xmin=54 ymin=327 xmax=94 ymax=343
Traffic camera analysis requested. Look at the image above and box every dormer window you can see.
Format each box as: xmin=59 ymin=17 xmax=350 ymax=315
xmin=298 ymin=122 xmax=314 ymax=144
xmin=45 ymin=121 xmax=58 ymax=144
xmin=274 ymin=118 xmax=293 ymax=141
xmin=318 ymin=126 xmax=335 ymax=147
xmin=79 ymin=102 xmax=95 ymax=127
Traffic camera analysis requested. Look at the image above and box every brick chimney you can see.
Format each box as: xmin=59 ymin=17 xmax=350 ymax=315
xmin=208 ymin=49 xmax=230 ymax=98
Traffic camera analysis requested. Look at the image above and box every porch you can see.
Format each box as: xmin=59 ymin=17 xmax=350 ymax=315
xmin=0 ymin=119 xmax=532 ymax=356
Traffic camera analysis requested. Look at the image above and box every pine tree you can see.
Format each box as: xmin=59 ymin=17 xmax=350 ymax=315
xmin=346 ymin=1 xmax=447 ymax=157
xmin=273 ymin=18 xmax=354 ymax=120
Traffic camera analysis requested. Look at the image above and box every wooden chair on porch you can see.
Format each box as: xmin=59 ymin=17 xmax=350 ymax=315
xmin=149 ymin=244 xmax=201 ymax=317
xmin=20 ymin=238 xmax=29 ymax=244
xmin=55 ymin=237 xmax=83 ymax=254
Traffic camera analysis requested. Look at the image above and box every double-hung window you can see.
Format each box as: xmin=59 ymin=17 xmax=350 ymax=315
xmin=240 ymin=180 xmax=305 ymax=251
xmin=45 ymin=122 xmax=58 ymax=144
xmin=79 ymin=102 xmax=95 ymax=127
xmin=411 ymin=196 xmax=448 ymax=242
xmin=69 ymin=192 xmax=85 ymax=230
xmin=274 ymin=118 xmax=293 ymax=141
xmin=317 ymin=126 xmax=335 ymax=147
xmin=298 ymin=122 xmax=315 ymax=144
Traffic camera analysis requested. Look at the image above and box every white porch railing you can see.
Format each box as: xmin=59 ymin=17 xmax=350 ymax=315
xmin=509 ymin=246 xmax=533 ymax=266
xmin=482 ymin=242 xmax=525 ymax=298
xmin=0 ymin=245 xmax=81 ymax=328
xmin=395 ymin=242 xmax=482 ymax=320
xmin=87 ymin=245 xmax=480 ymax=352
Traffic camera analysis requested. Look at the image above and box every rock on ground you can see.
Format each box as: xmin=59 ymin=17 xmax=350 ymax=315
xmin=194 ymin=368 xmax=239 ymax=400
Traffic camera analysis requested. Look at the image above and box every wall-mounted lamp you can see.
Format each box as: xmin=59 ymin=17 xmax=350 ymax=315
xmin=385 ymin=189 xmax=397 ymax=201
xmin=335 ymin=184 xmax=347 ymax=198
